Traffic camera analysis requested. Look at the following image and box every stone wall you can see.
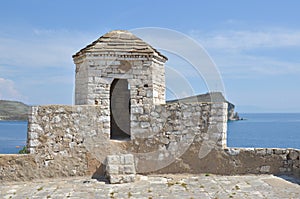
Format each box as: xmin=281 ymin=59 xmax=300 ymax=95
xmin=225 ymin=148 xmax=300 ymax=177
xmin=0 ymin=102 xmax=226 ymax=180
xmin=74 ymin=55 xmax=166 ymax=138
xmin=74 ymin=57 xmax=165 ymax=106
xmin=1 ymin=102 xmax=299 ymax=181
xmin=145 ymin=147 xmax=300 ymax=178
xmin=1 ymin=105 xmax=110 ymax=181
xmin=1 ymin=147 xmax=298 ymax=181
xmin=129 ymin=102 xmax=227 ymax=173
xmin=26 ymin=102 xmax=227 ymax=176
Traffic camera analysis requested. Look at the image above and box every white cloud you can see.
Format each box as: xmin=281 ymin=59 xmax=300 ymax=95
xmin=212 ymin=53 xmax=300 ymax=78
xmin=0 ymin=28 xmax=98 ymax=68
xmin=190 ymin=28 xmax=300 ymax=77
xmin=0 ymin=77 xmax=25 ymax=101
xmin=192 ymin=29 xmax=300 ymax=50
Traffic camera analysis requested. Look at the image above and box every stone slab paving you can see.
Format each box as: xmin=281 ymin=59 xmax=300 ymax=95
xmin=0 ymin=174 xmax=299 ymax=199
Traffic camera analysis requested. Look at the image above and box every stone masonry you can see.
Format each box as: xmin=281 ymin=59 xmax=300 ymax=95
xmin=0 ymin=30 xmax=299 ymax=182
xmin=105 ymin=154 xmax=136 ymax=184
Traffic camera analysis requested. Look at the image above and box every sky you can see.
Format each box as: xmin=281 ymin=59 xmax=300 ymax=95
xmin=0 ymin=0 xmax=300 ymax=113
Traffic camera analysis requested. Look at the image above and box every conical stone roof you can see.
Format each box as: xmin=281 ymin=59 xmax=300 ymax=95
xmin=73 ymin=30 xmax=167 ymax=61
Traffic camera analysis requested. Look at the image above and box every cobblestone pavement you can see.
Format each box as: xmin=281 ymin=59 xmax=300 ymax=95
xmin=0 ymin=174 xmax=299 ymax=199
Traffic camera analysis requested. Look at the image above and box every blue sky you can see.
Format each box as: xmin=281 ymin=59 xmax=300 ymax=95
xmin=0 ymin=0 xmax=300 ymax=113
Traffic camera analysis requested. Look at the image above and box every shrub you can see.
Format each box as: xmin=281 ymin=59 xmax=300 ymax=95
xmin=18 ymin=146 xmax=28 ymax=154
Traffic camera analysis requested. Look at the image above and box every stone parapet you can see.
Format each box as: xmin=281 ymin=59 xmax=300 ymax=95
xmin=225 ymin=148 xmax=300 ymax=177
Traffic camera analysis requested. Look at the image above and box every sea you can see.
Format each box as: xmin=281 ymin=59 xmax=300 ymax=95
xmin=0 ymin=113 xmax=300 ymax=154
xmin=0 ymin=120 xmax=27 ymax=154
xmin=227 ymin=113 xmax=300 ymax=149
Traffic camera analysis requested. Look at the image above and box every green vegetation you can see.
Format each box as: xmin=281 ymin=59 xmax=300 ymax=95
xmin=128 ymin=192 xmax=132 ymax=198
xmin=167 ymin=181 xmax=175 ymax=187
xmin=0 ymin=100 xmax=30 ymax=121
xmin=110 ymin=191 xmax=115 ymax=198
xmin=37 ymin=187 xmax=43 ymax=191
xmin=180 ymin=182 xmax=188 ymax=190
xmin=18 ymin=146 xmax=28 ymax=154
xmin=167 ymin=181 xmax=188 ymax=190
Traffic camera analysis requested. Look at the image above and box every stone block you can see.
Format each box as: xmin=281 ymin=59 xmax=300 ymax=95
xmin=160 ymin=137 xmax=170 ymax=145
xmin=109 ymin=174 xmax=135 ymax=184
xmin=131 ymin=121 xmax=139 ymax=127
xmin=255 ymin=148 xmax=267 ymax=155
xmin=293 ymin=160 xmax=299 ymax=168
xmin=152 ymin=126 xmax=160 ymax=133
xmin=29 ymin=124 xmax=44 ymax=133
xmin=28 ymin=147 xmax=35 ymax=154
xmin=183 ymin=111 xmax=192 ymax=118
xmin=225 ymin=148 xmax=240 ymax=156
xmin=106 ymin=155 xmax=120 ymax=164
xmin=288 ymin=150 xmax=299 ymax=160
xmin=124 ymin=154 xmax=134 ymax=165
xmin=131 ymin=106 xmax=144 ymax=114
xmin=150 ymin=111 xmax=159 ymax=117
xmin=28 ymin=139 xmax=40 ymax=147
xmin=118 ymin=165 xmax=125 ymax=174
xmin=211 ymin=103 xmax=228 ymax=109
xmin=279 ymin=167 xmax=287 ymax=172
xmin=266 ymin=148 xmax=273 ymax=155
xmin=140 ymin=122 xmax=150 ymax=128
xmin=105 ymin=154 xmax=136 ymax=184
xmin=124 ymin=165 xmax=136 ymax=174
xmin=28 ymin=132 xmax=39 ymax=140
xmin=106 ymin=165 xmax=119 ymax=175
xmin=139 ymin=115 xmax=149 ymax=121
xmin=260 ymin=165 xmax=270 ymax=173
xmin=274 ymin=149 xmax=284 ymax=155
xmin=109 ymin=175 xmax=123 ymax=184
xmin=123 ymin=174 xmax=136 ymax=183
xmin=167 ymin=142 xmax=178 ymax=152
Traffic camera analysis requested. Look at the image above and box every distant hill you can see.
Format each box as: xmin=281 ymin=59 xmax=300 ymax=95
xmin=0 ymin=100 xmax=30 ymax=121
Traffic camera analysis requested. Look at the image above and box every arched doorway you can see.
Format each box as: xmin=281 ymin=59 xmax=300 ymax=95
xmin=110 ymin=79 xmax=131 ymax=139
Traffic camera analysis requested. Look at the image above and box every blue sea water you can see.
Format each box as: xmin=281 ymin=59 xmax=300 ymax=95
xmin=0 ymin=121 xmax=27 ymax=154
xmin=0 ymin=113 xmax=299 ymax=153
xmin=227 ymin=113 xmax=300 ymax=149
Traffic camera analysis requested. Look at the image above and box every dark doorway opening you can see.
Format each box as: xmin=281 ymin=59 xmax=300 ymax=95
xmin=110 ymin=79 xmax=131 ymax=140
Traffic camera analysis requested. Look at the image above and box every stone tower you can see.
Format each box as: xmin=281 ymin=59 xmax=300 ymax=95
xmin=73 ymin=30 xmax=167 ymax=139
